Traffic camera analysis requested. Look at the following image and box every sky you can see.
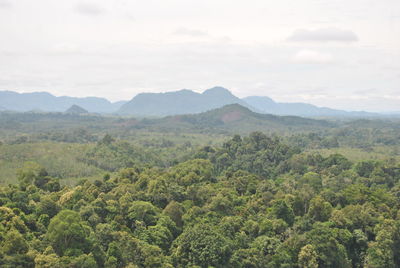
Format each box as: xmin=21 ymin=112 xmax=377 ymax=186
xmin=0 ymin=0 xmax=399 ymax=112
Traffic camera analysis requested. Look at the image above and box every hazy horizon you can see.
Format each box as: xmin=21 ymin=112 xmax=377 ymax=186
xmin=0 ymin=0 xmax=399 ymax=112
xmin=3 ymin=86 xmax=400 ymax=114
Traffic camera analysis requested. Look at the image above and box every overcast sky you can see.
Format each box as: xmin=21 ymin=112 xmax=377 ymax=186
xmin=0 ymin=0 xmax=399 ymax=112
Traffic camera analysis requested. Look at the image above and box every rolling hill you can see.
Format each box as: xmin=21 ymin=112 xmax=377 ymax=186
xmin=134 ymin=103 xmax=333 ymax=134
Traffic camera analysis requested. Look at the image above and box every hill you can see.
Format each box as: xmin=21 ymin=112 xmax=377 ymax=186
xmin=0 ymin=91 xmax=125 ymax=113
xmin=243 ymin=96 xmax=377 ymax=117
xmin=118 ymin=87 xmax=252 ymax=116
xmin=135 ymin=103 xmax=333 ymax=134
xmin=65 ymin=105 xmax=88 ymax=114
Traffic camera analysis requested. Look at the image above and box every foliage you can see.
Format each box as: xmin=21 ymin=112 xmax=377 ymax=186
xmin=0 ymin=131 xmax=399 ymax=267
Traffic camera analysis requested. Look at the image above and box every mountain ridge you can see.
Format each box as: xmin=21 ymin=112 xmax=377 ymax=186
xmin=118 ymin=86 xmax=252 ymax=116
xmin=243 ymin=96 xmax=376 ymax=117
xmin=0 ymin=88 xmax=391 ymax=117
xmin=0 ymin=91 xmax=126 ymax=113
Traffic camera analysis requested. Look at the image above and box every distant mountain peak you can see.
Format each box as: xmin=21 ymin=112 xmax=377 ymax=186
xmin=174 ymin=89 xmax=199 ymax=95
xmin=244 ymin=96 xmax=275 ymax=102
xmin=202 ymin=86 xmax=233 ymax=95
xmin=65 ymin=104 xmax=88 ymax=114
xmin=218 ymin=103 xmax=252 ymax=112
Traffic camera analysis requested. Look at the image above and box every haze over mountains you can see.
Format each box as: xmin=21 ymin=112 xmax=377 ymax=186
xmin=243 ymin=96 xmax=375 ymax=117
xmin=0 ymin=87 xmax=388 ymax=117
xmin=0 ymin=91 xmax=126 ymax=113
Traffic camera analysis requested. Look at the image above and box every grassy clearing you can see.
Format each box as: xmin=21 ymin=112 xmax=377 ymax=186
xmin=0 ymin=142 xmax=103 ymax=184
xmin=126 ymin=131 xmax=227 ymax=147
xmin=308 ymin=145 xmax=400 ymax=162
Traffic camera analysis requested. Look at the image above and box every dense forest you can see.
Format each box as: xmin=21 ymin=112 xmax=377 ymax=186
xmin=0 ymin=111 xmax=400 ymax=267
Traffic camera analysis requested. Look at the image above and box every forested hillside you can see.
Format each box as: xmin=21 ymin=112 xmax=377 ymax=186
xmin=0 ymin=132 xmax=400 ymax=267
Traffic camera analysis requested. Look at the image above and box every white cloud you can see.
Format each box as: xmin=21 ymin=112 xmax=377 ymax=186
xmin=0 ymin=0 xmax=11 ymax=8
xmin=287 ymin=27 xmax=358 ymax=42
xmin=173 ymin=27 xmax=208 ymax=37
xmin=74 ymin=2 xmax=105 ymax=16
xmin=292 ymin=50 xmax=333 ymax=64
xmin=51 ymin=43 xmax=81 ymax=55
xmin=0 ymin=0 xmax=399 ymax=111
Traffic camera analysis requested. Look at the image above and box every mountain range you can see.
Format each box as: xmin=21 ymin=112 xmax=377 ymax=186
xmin=243 ymin=96 xmax=375 ymax=117
xmin=0 ymin=87 xmax=388 ymax=117
xmin=0 ymin=91 xmax=126 ymax=113
xmin=118 ymin=87 xmax=252 ymax=116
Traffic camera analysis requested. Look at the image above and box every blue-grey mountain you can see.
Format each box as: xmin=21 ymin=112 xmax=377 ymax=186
xmin=0 ymin=91 xmax=126 ymax=113
xmin=243 ymin=96 xmax=377 ymax=117
xmin=118 ymin=87 xmax=252 ymax=116
xmin=0 ymin=87 xmax=387 ymax=117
